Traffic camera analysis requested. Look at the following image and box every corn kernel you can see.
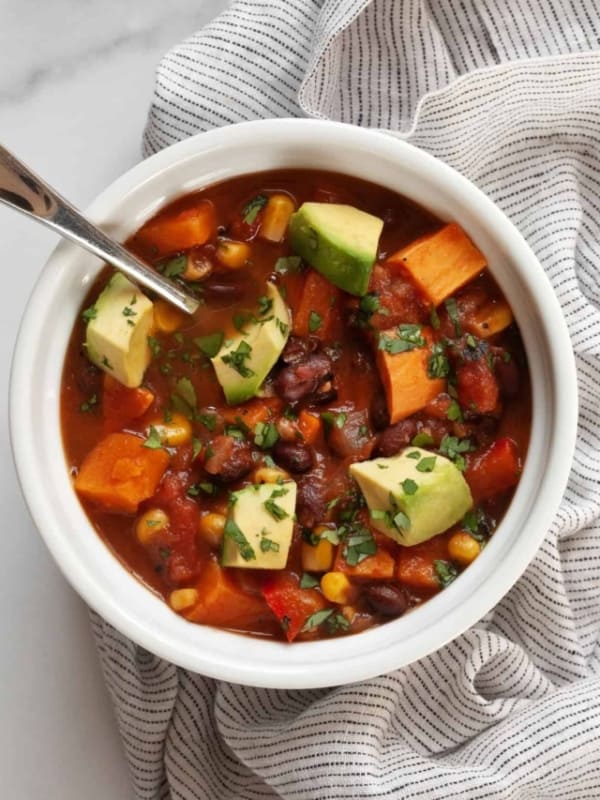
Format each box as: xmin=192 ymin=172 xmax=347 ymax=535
xmin=215 ymin=239 xmax=251 ymax=269
xmin=169 ymin=588 xmax=199 ymax=612
xmin=302 ymin=535 xmax=334 ymax=573
xmin=153 ymin=299 xmax=186 ymax=334
xmin=260 ymin=194 xmax=296 ymax=243
xmin=320 ymin=572 xmax=358 ymax=605
xmin=448 ymin=531 xmax=481 ymax=566
xmin=136 ymin=508 xmax=169 ymax=545
xmin=149 ymin=412 xmax=192 ymax=446
xmin=198 ymin=512 xmax=226 ymax=548
xmin=252 ymin=465 xmax=290 ymax=484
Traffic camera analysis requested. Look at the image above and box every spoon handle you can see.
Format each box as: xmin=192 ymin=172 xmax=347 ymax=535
xmin=0 ymin=145 xmax=199 ymax=315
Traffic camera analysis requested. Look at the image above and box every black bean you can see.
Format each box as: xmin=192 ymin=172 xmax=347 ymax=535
xmin=375 ymin=420 xmax=417 ymax=456
xmin=204 ymin=435 xmax=254 ymax=483
xmin=273 ymin=351 xmax=335 ymax=404
xmin=363 ymin=584 xmax=409 ymax=617
xmin=370 ymin=391 xmax=390 ymax=431
xmin=281 ymin=336 xmax=318 ymax=364
xmin=273 ymin=441 xmax=313 ymax=473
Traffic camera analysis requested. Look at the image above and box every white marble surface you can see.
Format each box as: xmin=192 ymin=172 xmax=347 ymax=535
xmin=0 ymin=2 xmax=228 ymax=796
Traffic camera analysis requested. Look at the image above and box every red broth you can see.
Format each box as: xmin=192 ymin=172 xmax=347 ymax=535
xmin=61 ymin=169 xmax=530 ymax=642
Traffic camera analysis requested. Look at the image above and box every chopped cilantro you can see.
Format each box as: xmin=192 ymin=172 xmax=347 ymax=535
xmin=302 ymin=609 xmax=334 ymax=632
xmin=147 ymin=336 xmax=161 ymax=358
xmin=359 ymin=293 xmax=380 ymax=315
xmin=411 ymin=432 xmax=434 ymax=447
xmin=445 ymin=297 xmax=461 ymax=336
xmin=101 ymin=356 xmax=113 ymax=370
xmin=326 ymin=612 xmax=350 ymax=633
xmin=428 ymin=341 xmax=450 ymax=378
xmin=276 ymin=318 xmax=289 ymax=336
xmin=254 ymin=421 xmax=279 ymax=449
xmin=447 ymin=398 xmax=463 ymax=422
xmin=122 ymin=306 xmax=137 ymax=318
xmin=406 ymin=450 xmax=421 ymax=459
xmin=162 ymin=255 xmax=187 ymax=279
xmin=439 ymin=435 xmax=474 ymax=471
xmin=430 ymin=307 xmax=441 ymax=330
xmin=79 ymin=393 xmax=98 ymax=413
xmin=308 ymin=310 xmax=322 ymax=333
xmin=257 ymin=295 xmax=273 ymax=316
xmin=232 ymin=311 xmax=256 ymax=333
xmin=82 ymin=304 xmax=97 ymax=323
xmin=434 ymin=559 xmax=458 ymax=588
xmin=401 ymin=478 xmax=418 ymax=495
xmin=194 ymin=331 xmax=224 ymax=358
xmin=187 ymin=484 xmax=201 ymax=497
xmin=343 ymin=527 xmax=376 ymax=566
xmin=242 ymin=194 xmax=268 ymax=225
xmin=143 ymin=426 xmax=163 ymax=450
xmin=299 ymin=573 xmax=319 ymax=589
xmin=259 ymin=530 xmax=280 ymax=553
xmin=416 ymin=455 xmax=437 ymax=473
xmin=264 ymin=497 xmax=289 ymax=521
xmin=191 ymin=437 xmax=202 ymax=461
xmin=198 ymin=412 xmax=217 ymax=432
xmin=274 ymin=255 xmax=302 ymax=273
xmin=378 ymin=324 xmax=426 ymax=354
xmin=221 ymin=340 xmax=255 ymax=378
xmin=223 ymin=518 xmax=256 ymax=561
xmin=173 ymin=377 xmax=197 ymax=413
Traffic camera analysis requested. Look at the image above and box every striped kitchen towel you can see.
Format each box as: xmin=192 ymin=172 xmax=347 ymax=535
xmin=92 ymin=1 xmax=600 ymax=798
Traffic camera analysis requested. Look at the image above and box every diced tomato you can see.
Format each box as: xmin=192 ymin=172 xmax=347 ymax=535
xmin=102 ymin=374 xmax=154 ymax=433
xmin=262 ymin=573 xmax=328 ymax=642
xmin=397 ymin=535 xmax=449 ymax=591
xmin=456 ymin=358 xmax=499 ymax=414
xmin=464 ymin=437 xmax=521 ymax=502
xmin=367 ymin=263 xmax=429 ymax=328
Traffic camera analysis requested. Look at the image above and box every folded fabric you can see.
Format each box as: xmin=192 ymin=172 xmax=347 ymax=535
xmin=93 ymin=1 xmax=600 ymax=797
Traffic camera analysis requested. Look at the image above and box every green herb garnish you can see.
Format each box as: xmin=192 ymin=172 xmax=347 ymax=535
xmin=223 ymin=518 xmax=256 ymax=561
xmin=254 ymin=421 xmax=279 ymax=449
xmin=300 ymin=573 xmax=319 ymax=589
xmin=416 ymin=455 xmax=437 ymax=473
xmin=428 ymin=341 xmax=450 ymax=378
xmin=401 ymin=478 xmax=418 ymax=495
xmin=194 ymin=331 xmax=224 ymax=358
xmin=434 ymin=559 xmax=458 ymax=588
xmin=79 ymin=393 xmax=98 ymax=413
xmin=143 ymin=426 xmax=163 ymax=450
xmin=162 ymin=255 xmax=187 ymax=279
xmin=221 ymin=340 xmax=255 ymax=378
xmin=378 ymin=324 xmax=426 ymax=354
xmin=308 ymin=310 xmax=322 ymax=333
xmin=82 ymin=304 xmax=97 ymax=323
xmin=445 ymin=297 xmax=461 ymax=336
xmin=242 ymin=194 xmax=268 ymax=225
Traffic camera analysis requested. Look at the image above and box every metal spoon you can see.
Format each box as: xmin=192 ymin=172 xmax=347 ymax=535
xmin=0 ymin=144 xmax=199 ymax=315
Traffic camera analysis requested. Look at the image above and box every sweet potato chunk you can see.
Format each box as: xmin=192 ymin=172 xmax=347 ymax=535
xmin=185 ymin=561 xmax=271 ymax=629
xmin=376 ymin=326 xmax=445 ymax=423
xmin=74 ymin=432 xmax=169 ymax=513
xmin=465 ymin=299 xmax=513 ymax=338
xmin=136 ymin=201 xmax=216 ymax=255
xmin=387 ymin=223 xmax=486 ymax=307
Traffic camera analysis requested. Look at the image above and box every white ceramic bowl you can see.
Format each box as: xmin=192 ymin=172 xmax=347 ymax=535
xmin=10 ymin=119 xmax=577 ymax=688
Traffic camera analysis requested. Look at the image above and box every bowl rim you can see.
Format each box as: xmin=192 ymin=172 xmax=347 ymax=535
xmin=9 ymin=118 xmax=578 ymax=688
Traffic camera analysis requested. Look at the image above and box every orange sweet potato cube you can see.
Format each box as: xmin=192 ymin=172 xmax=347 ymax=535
xmin=376 ymin=326 xmax=445 ymax=424
xmin=387 ymin=223 xmax=486 ymax=307
xmin=74 ymin=432 xmax=169 ymax=514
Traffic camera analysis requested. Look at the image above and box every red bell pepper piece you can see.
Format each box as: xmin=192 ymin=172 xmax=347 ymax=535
xmin=262 ymin=574 xmax=328 ymax=642
xmin=464 ymin=437 xmax=521 ymax=502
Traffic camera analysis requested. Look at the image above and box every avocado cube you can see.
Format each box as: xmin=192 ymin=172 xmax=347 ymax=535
xmin=289 ymin=202 xmax=383 ymax=296
xmin=221 ymin=481 xmax=297 ymax=569
xmin=211 ymin=282 xmax=290 ymax=405
xmin=350 ymin=447 xmax=473 ymax=546
xmin=85 ymin=273 xmax=153 ymax=388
